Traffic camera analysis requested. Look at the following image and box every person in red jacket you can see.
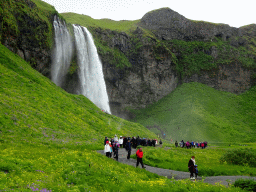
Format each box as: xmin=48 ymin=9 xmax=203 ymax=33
xmin=136 ymin=148 xmax=146 ymax=168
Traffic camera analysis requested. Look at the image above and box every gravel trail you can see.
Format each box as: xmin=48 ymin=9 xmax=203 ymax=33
xmin=98 ymin=148 xmax=256 ymax=186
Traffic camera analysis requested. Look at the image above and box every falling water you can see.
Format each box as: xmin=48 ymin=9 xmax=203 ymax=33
xmin=73 ymin=25 xmax=111 ymax=114
xmin=51 ymin=16 xmax=73 ymax=87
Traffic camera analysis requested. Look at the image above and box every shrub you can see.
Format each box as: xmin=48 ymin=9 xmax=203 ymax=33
xmin=220 ymin=149 xmax=256 ymax=167
xmin=233 ymin=179 xmax=256 ymax=191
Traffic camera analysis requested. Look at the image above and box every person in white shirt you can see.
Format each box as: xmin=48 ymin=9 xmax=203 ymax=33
xmin=104 ymin=141 xmax=111 ymax=157
xmin=119 ymin=136 xmax=123 ymax=148
xmin=114 ymin=134 xmax=118 ymax=142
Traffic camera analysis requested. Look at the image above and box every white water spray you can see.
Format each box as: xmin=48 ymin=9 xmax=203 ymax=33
xmin=51 ymin=16 xmax=73 ymax=87
xmin=73 ymin=25 xmax=111 ymax=114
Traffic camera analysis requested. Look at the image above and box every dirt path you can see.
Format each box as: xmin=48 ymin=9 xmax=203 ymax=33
xmin=98 ymin=148 xmax=256 ymax=186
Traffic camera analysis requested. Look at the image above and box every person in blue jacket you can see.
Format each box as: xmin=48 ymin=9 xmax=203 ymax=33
xmin=194 ymin=165 xmax=198 ymax=179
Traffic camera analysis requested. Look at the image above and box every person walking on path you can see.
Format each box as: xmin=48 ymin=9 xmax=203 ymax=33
xmin=104 ymin=136 xmax=108 ymax=145
xmin=119 ymin=136 xmax=123 ymax=148
xmin=188 ymin=156 xmax=196 ymax=179
xmin=104 ymin=141 xmax=111 ymax=158
xmin=109 ymin=141 xmax=113 ymax=158
xmin=175 ymin=141 xmax=178 ymax=147
xmin=136 ymin=148 xmax=146 ymax=168
xmin=114 ymin=134 xmax=118 ymax=142
xmin=125 ymin=139 xmax=132 ymax=159
xmin=113 ymin=140 xmax=120 ymax=161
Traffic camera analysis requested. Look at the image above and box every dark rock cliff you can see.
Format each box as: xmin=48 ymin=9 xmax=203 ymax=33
xmin=90 ymin=8 xmax=256 ymax=118
xmin=0 ymin=0 xmax=58 ymax=77
xmin=1 ymin=2 xmax=256 ymax=119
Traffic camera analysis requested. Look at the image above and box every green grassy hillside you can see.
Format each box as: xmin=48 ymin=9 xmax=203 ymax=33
xmin=0 ymin=43 xmax=156 ymax=148
xmin=0 ymin=43 xmax=245 ymax=191
xmin=130 ymin=82 xmax=256 ymax=142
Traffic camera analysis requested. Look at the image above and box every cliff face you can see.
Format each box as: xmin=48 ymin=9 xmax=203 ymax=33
xmin=2 ymin=2 xmax=256 ymax=119
xmin=90 ymin=8 xmax=256 ymax=118
xmin=0 ymin=0 xmax=58 ymax=77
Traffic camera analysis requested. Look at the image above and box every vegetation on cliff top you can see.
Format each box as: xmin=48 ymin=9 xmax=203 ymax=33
xmin=61 ymin=12 xmax=140 ymax=34
xmin=130 ymin=82 xmax=256 ymax=142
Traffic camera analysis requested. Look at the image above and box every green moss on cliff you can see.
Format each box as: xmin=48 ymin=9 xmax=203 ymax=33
xmin=93 ymin=35 xmax=131 ymax=69
xmin=0 ymin=0 xmax=58 ymax=49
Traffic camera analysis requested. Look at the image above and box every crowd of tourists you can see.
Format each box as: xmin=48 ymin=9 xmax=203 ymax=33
xmin=104 ymin=136 xmax=202 ymax=178
xmin=103 ymin=135 xmax=161 ymax=162
xmin=175 ymin=140 xmax=207 ymax=149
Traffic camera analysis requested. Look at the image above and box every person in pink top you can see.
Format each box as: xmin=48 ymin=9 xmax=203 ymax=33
xmin=136 ymin=148 xmax=146 ymax=168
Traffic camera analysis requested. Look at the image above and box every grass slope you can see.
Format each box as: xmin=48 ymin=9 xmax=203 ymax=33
xmin=0 ymin=42 xmax=156 ymax=148
xmin=130 ymin=82 xmax=256 ymax=142
xmin=0 ymin=43 xmax=246 ymax=191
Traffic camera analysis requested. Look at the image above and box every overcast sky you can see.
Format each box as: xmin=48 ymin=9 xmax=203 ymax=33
xmin=42 ymin=0 xmax=255 ymax=28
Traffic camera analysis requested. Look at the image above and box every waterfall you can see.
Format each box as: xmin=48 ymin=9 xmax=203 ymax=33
xmin=51 ymin=16 xmax=73 ymax=87
xmin=73 ymin=25 xmax=111 ymax=114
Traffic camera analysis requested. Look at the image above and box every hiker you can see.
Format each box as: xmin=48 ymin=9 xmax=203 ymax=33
xmin=204 ymin=141 xmax=207 ymax=148
xmin=109 ymin=141 xmax=113 ymax=158
xmin=125 ymin=139 xmax=132 ymax=159
xmin=159 ymin=140 xmax=162 ymax=145
xmin=114 ymin=134 xmax=118 ymax=142
xmin=175 ymin=141 xmax=178 ymax=147
xmin=201 ymin=142 xmax=205 ymax=149
xmin=104 ymin=141 xmax=111 ymax=158
xmin=123 ymin=136 xmax=127 ymax=148
xmin=181 ymin=140 xmax=184 ymax=148
xmin=136 ymin=136 xmax=141 ymax=146
xmin=136 ymin=148 xmax=146 ymax=168
xmin=147 ymin=139 xmax=152 ymax=146
xmin=110 ymin=138 xmax=114 ymax=146
xmin=152 ymin=139 xmax=156 ymax=147
xmin=104 ymin=136 xmax=108 ymax=145
xmin=191 ymin=141 xmax=195 ymax=148
xmin=186 ymin=141 xmax=190 ymax=149
xmin=131 ymin=137 xmax=136 ymax=148
xmin=194 ymin=165 xmax=198 ymax=179
xmin=113 ymin=140 xmax=120 ymax=161
xmin=188 ymin=156 xmax=196 ymax=179
xmin=119 ymin=136 xmax=123 ymax=148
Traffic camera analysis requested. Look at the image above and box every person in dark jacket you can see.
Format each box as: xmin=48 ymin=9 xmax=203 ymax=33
xmin=110 ymin=138 xmax=114 ymax=146
xmin=136 ymin=148 xmax=146 ymax=168
xmin=188 ymin=156 xmax=196 ymax=179
xmin=131 ymin=137 xmax=136 ymax=148
xmin=104 ymin=137 xmax=108 ymax=145
xmin=123 ymin=137 xmax=128 ymax=149
xmin=125 ymin=139 xmax=132 ymax=159
xmin=147 ymin=139 xmax=151 ymax=146
xmin=152 ymin=139 xmax=156 ymax=147
xmin=113 ymin=141 xmax=120 ymax=161
xmin=175 ymin=141 xmax=178 ymax=147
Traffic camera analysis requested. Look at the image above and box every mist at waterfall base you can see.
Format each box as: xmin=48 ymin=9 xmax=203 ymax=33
xmin=51 ymin=17 xmax=111 ymax=114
